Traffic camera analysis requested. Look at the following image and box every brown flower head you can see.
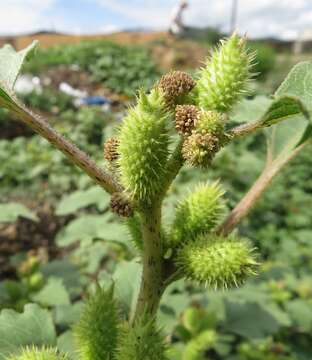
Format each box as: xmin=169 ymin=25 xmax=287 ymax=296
xmin=104 ymin=137 xmax=119 ymax=163
xmin=175 ymin=105 xmax=200 ymax=135
xmin=110 ymin=193 xmax=134 ymax=218
xmin=158 ymin=71 xmax=195 ymax=105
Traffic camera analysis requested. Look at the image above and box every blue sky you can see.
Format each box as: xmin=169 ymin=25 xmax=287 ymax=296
xmin=1 ymin=0 xmax=312 ymax=40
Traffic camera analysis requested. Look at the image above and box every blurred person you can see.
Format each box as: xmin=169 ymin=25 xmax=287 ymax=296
xmin=169 ymin=0 xmax=188 ymax=36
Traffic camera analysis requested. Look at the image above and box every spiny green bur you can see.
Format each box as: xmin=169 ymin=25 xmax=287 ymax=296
xmin=170 ymin=182 xmax=225 ymax=247
xmin=7 ymin=348 xmax=68 ymax=360
xmin=195 ymin=34 xmax=254 ymax=112
xmin=183 ymin=330 xmax=217 ymax=360
xmin=74 ymin=287 xmax=119 ymax=360
xmin=115 ymin=315 xmax=168 ymax=360
xmin=118 ymin=88 xmax=171 ymax=204
xmin=175 ymin=234 xmax=258 ymax=289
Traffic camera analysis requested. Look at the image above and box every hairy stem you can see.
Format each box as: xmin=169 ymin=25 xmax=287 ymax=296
xmin=217 ymin=142 xmax=309 ymax=235
xmin=12 ymin=102 xmax=122 ymax=194
xmin=134 ymin=202 xmax=164 ymax=320
xmin=229 ymin=121 xmax=262 ymax=138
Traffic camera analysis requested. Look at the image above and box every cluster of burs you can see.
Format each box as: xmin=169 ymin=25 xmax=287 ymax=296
xmin=9 ymin=35 xmax=259 ymax=360
xmin=104 ymin=33 xmax=258 ymax=289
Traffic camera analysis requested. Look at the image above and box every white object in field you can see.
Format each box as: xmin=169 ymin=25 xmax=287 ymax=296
xmin=59 ymin=82 xmax=87 ymax=98
xmin=169 ymin=0 xmax=188 ymax=35
xmin=294 ymin=28 xmax=312 ymax=54
xmin=15 ymin=75 xmax=42 ymax=95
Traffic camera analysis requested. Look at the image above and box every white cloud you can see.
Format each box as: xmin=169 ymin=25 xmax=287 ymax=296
xmin=0 ymin=0 xmax=56 ymax=35
xmin=93 ymin=0 xmax=312 ymax=39
xmin=1 ymin=0 xmax=312 ymax=39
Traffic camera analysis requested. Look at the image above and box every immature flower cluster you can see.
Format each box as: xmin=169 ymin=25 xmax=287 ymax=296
xmin=181 ymin=110 xmax=226 ymax=167
xmin=175 ymin=104 xmax=200 ymax=135
xmin=195 ymin=34 xmax=254 ymax=112
xmin=158 ymin=70 xmax=195 ymax=106
xmin=110 ymin=192 xmax=133 ymax=218
xmin=104 ymin=136 xmax=119 ymax=163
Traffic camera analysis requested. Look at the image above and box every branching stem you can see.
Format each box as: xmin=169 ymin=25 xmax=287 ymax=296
xmin=217 ymin=141 xmax=309 ymax=235
xmin=12 ymin=102 xmax=122 ymax=195
xmin=134 ymin=202 xmax=164 ymax=320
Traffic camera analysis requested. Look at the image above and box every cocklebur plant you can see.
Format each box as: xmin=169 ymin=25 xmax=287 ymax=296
xmin=0 ymin=34 xmax=312 ymax=360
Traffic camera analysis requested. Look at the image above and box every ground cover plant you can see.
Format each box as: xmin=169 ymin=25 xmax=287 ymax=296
xmin=23 ymin=40 xmax=160 ymax=97
xmin=0 ymin=34 xmax=312 ymax=360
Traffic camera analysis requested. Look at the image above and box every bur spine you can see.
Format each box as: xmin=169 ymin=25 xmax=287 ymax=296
xmin=175 ymin=234 xmax=258 ymax=289
xmin=195 ymin=34 xmax=254 ymax=112
xmin=118 ymin=89 xmax=171 ymax=203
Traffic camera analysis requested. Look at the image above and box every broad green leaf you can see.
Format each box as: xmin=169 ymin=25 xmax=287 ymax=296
xmin=276 ymin=61 xmax=312 ymax=110
xmin=40 ymin=260 xmax=82 ymax=294
xmin=57 ymin=331 xmax=77 ymax=360
xmin=54 ymin=302 xmax=84 ymax=326
xmin=32 ymin=278 xmax=70 ymax=306
xmin=231 ymin=95 xmax=309 ymax=130
xmin=0 ymin=41 xmax=38 ymax=110
xmin=223 ymin=301 xmax=279 ymax=339
xmin=0 ymin=202 xmax=38 ymax=223
xmin=55 ymin=186 xmax=110 ymax=216
xmin=285 ymin=299 xmax=312 ymax=331
xmin=259 ymin=95 xmax=309 ymax=127
xmin=266 ymin=61 xmax=312 ymax=161
xmin=0 ymin=304 xmax=56 ymax=360
xmin=267 ymin=114 xmax=308 ymax=160
xmin=56 ymin=214 xmax=129 ymax=247
xmin=112 ymin=260 xmax=141 ymax=313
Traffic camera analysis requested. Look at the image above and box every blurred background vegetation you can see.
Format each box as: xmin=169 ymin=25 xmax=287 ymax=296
xmin=0 ymin=29 xmax=312 ymax=360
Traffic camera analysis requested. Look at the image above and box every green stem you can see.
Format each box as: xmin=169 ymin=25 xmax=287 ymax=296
xmin=133 ymin=139 xmax=185 ymax=321
xmin=134 ymin=202 xmax=164 ymax=320
xmin=159 ymin=138 xmax=184 ymax=200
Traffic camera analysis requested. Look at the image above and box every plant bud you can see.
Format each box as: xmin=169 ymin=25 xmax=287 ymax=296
xmin=118 ymin=89 xmax=171 ymax=203
xmin=182 ymin=132 xmax=220 ymax=168
xmin=158 ymin=70 xmax=195 ymax=106
xmin=104 ymin=136 xmax=119 ymax=163
xmin=195 ymin=110 xmax=224 ymax=136
xmin=196 ymin=34 xmax=254 ymax=112
xmin=175 ymin=105 xmax=200 ymax=135
xmin=110 ymin=192 xmax=133 ymax=218
xmin=175 ymin=235 xmax=258 ymax=289
xmin=170 ymin=182 xmax=224 ymax=247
